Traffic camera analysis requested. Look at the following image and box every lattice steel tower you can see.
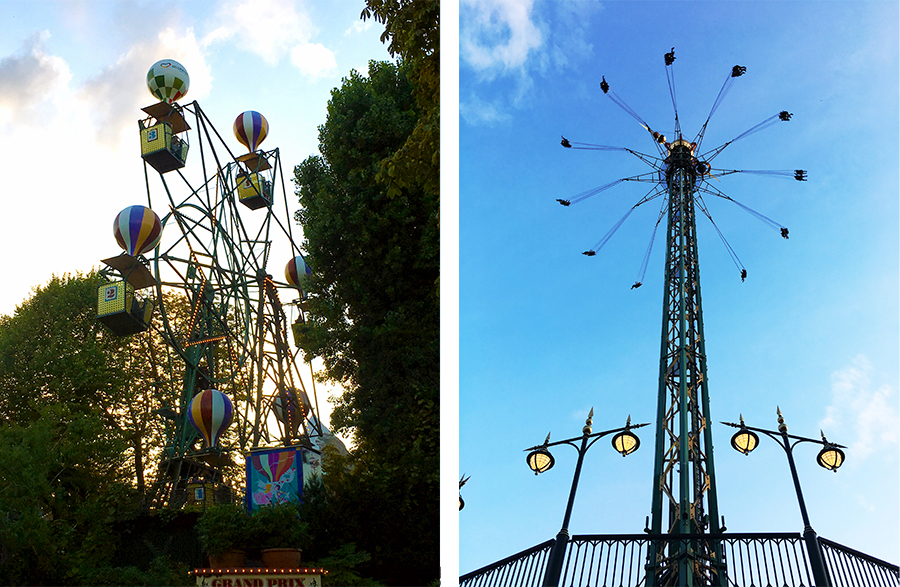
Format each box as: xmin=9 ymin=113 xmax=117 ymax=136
xmin=559 ymin=48 xmax=805 ymax=586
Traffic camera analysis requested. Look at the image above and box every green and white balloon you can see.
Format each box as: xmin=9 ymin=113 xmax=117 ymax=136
xmin=146 ymin=59 xmax=190 ymax=104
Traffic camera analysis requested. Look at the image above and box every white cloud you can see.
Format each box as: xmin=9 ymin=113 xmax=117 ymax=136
xmin=460 ymin=94 xmax=511 ymax=126
xmin=459 ymin=0 xmax=599 ymax=125
xmin=80 ymin=27 xmax=213 ymax=147
xmin=460 ymin=0 xmax=543 ymax=77
xmin=290 ymin=43 xmax=338 ymax=79
xmin=820 ymin=355 xmax=898 ymax=459
xmin=0 ymin=31 xmax=72 ymax=126
xmin=203 ymin=0 xmax=316 ymax=66
xmin=345 ymin=20 xmax=376 ymax=36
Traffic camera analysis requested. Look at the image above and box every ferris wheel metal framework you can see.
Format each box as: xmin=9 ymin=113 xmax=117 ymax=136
xmin=100 ymin=99 xmax=323 ymax=510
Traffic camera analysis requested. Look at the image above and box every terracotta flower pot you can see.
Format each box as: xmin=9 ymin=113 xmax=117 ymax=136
xmin=209 ymin=549 xmax=247 ymax=568
xmin=261 ymin=547 xmax=302 ymax=569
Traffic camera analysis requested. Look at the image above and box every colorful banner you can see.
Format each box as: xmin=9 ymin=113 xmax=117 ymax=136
xmin=245 ymin=446 xmax=321 ymax=513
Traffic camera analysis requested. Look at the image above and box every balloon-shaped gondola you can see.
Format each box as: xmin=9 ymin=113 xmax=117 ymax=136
xmin=273 ymin=387 xmax=308 ymax=436
xmin=188 ymin=389 xmax=234 ymax=448
xmin=113 ymin=205 xmax=162 ymax=257
xmin=234 ymin=111 xmax=269 ymax=152
xmin=285 ymin=256 xmax=312 ymax=291
xmin=146 ymin=59 xmax=190 ymax=104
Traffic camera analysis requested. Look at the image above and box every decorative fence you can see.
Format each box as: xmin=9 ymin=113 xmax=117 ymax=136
xmin=821 ymin=537 xmax=900 ymax=587
xmin=460 ymin=539 xmax=554 ymax=587
xmin=461 ymin=533 xmax=899 ymax=587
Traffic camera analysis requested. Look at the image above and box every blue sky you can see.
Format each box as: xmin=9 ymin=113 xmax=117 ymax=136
xmin=459 ymin=0 xmax=898 ymax=575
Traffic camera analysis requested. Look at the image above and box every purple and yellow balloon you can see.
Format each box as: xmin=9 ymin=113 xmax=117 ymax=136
xmin=285 ymin=256 xmax=311 ymax=291
xmin=233 ymin=111 xmax=269 ymax=153
xmin=188 ymin=389 xmax=233 ymax=448
xmin=113 ymin=205 xmax=162 ymax=256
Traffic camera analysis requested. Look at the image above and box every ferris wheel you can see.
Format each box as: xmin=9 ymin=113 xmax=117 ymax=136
xmin=97 ymin=59 xmax=333 ymax=509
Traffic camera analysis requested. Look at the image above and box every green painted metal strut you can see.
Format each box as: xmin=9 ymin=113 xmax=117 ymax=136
xmin=645 ymin=139 xmax=726 ymax=586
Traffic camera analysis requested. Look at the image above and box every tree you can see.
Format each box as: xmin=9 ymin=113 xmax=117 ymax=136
xmin=293 ymin=59 xmax=438 ymax=585
xmin=361 ymin=0 xmax=440 ymax=200
xmin=0 ymin=272 xmax=182 ymax=497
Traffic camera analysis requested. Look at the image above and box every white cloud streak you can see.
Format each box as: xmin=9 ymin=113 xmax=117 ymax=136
xmin=820 ymin=355 xmax=898 ymax=459
xmin=460 ymin=0 xmax=543 ymax=78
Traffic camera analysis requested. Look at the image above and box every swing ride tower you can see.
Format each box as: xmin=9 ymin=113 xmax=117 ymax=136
xmin=557 ymin=49 xmax=806 ymax=586
xmin=646 ymin=136 xmax=725 ymax=586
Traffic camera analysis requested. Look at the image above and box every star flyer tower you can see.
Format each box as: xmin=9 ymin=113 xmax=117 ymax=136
xmin=558 ymin=48 xmax=806 ymax=586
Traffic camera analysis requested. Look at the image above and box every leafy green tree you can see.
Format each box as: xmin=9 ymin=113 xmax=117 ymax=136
xmin=293 ymin=59 xmax=438 ymax=585
xmin=0 ymin=272 xmax=172 ymax=495
xmin=0 ymin=405 xmax=139 ymax=584
xmin=361 ymin=0 xmax=440 ymax=198
xmin=0 ymin=273 xmax=198 ymax=583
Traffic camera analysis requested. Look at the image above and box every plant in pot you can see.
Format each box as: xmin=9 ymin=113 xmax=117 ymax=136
xmin=196 ymin=503 xmax=251 ymax=568
xmin=250 ymin=501 xmax=308 ymax=569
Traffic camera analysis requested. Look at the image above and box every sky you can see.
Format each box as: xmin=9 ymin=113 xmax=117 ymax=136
xmin=459 ymin=0 xmax=899 ymax=577
xmin=0 ymin=1 xmax=397 ymax=446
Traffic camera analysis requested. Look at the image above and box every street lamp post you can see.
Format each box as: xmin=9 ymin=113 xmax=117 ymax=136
xmin=459 ymin=475 xmax=470 ymax=511
xmin=723 ymin=407 xmax=846 ymax=587
xmin=525 ymin=409 xmax=648 ymax=587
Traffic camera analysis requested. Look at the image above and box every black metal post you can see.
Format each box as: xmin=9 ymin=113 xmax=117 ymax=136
xmin=779 ymin=426 xmax=832 ymax=587
xmin=723 ymin=410 xmax=844 ymax=587
xmin=542 ymin=433 xmax=589 ymax=587
xmin=524 ymin=412 xmax=649 ymax=587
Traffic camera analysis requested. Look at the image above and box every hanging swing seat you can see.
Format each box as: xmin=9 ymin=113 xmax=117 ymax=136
xmin=139 ymin=102 xmax=190 ymax=174
xmin=96 ymin=279 xmax=154 ymax=336
xmin=236 ymin=172 xmax=273 ymax=210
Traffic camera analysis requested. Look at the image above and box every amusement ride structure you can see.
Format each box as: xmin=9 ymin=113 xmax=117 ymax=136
xmin=97 ymin=59 xmax=331 ymax=510
xmin=460 ymin=49 xmax=898 ymax=587
xmin=556 ymin=47 xmax=803 ymax=587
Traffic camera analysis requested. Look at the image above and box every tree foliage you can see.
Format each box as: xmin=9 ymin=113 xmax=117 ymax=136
xmin=0 ymin=273 xmax=190 ymax=583
xmin=293 ymin=58 xmax=438 ymax=585
xmin=361 ymin=0 xmax=439 ymax=199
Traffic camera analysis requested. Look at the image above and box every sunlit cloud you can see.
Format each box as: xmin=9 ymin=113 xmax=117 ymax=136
xmin=203 ymin=0 xmax=317 ymax=66
xmin=290 ymin=43 xmax=338 ymax=79
xmin=80 ymin=27 xmax=213 ymax=147
xmin=0 ymin=31 xmax=72 ymax=126
xmin=820 ymin=355 xmax=898 ymax=459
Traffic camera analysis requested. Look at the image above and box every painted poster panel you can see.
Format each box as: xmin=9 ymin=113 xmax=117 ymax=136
xmin=247 ymin=447 xmax=298 ymax=512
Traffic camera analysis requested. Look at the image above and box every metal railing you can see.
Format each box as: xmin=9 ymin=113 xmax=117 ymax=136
xmin=461 ymin=533 xmax=900 ymax=587
xmin=821 ymin=537 xmax=900 ymax=587
xmin=460 ymin=539 xmax=555 ymax=587
xmin=562 ymin=533 xmax=814 ymax=587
